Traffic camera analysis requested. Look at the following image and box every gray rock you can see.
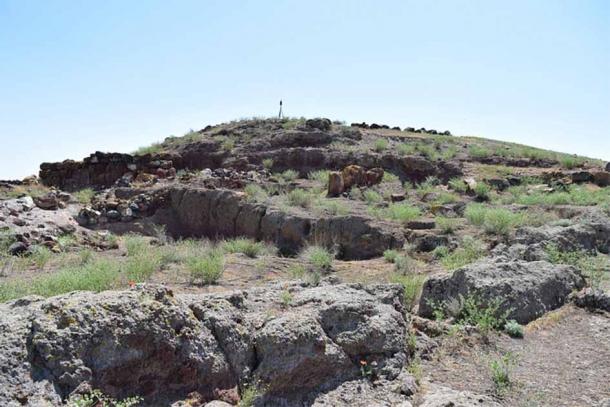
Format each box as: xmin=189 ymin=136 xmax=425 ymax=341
xmin=8 ymin=241 xmax=27 ymax=255
xmin=418 ymin=257 xmax=586 ymax=324
xmin=0 ymin=282 xmax=408 ymax=406
xmin=305 ymin=118 xmax=332 ymax=131
xmin=571 ymin=288 xmax=610 ymax=312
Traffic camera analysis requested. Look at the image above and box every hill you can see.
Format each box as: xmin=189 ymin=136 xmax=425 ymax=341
xmin=0 ymin=117 xmax=609 ymax=406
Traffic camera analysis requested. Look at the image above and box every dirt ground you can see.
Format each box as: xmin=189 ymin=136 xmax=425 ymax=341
xmin=420 ymin=305 xmax=610 ymax=407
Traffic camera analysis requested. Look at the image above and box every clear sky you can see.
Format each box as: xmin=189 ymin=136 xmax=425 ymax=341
xmin=1 ymin=0 xmax=608 ymax=179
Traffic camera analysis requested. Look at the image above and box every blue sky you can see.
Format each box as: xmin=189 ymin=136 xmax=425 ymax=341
xmin=0 ymin=0 xmax=608 ymax=179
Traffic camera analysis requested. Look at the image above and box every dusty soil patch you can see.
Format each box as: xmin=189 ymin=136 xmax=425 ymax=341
xmin=420 ymin=305 xmax=610 ymax=406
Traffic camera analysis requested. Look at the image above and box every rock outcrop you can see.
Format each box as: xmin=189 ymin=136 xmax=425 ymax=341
xmin=418 ymin=258 xmax=586 ymax=324
xmin=0 ymin=282 xmax=409 ymax=406
xmin=39 ymin=152 xmax=177 ymax=191
xmin=159 ymin=187 xmax=404 ymax=259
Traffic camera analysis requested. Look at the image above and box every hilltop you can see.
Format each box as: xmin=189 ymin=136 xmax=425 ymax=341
xmin=0 ymin=117 xmax=609 ymax=407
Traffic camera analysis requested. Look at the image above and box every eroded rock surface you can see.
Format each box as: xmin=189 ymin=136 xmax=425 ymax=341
xmin=0 ymin=282 xmax=409 ymax=406
xmin=418 ymin=258 xmax=585 ymax=323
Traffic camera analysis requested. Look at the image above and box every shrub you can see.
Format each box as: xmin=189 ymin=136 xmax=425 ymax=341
xmin=373 ymin=138 xmax=389 ymax=152
xmin=238 ymin=383 xmax=262 ymax=407
xmin=308 ymin=169 xmax=330 ymax=186
xmin=285 ymin=189 xmax=314 ymax=208
xmin=279 ymin=290 xmax=293 ymax=307
xmin=440 ymin=237 xmax=485 ymax=270
xmin=363 ymin=189 xmax=383 ymax=204
xmin=473 ymin=182 xmax=491 ymax=200
xmin=468 ymin=145 xmax=491 ymax=159
xmin=30 ymin=245 xmax=52 ymax=268
xmin=436 ymin=217 xmax=461 ymax=234
xmin=489 ymin=352 xmax=516 ymax=395
xmin=397 ymin=143 xmax=415 ymax=155
xmin=0 ymin=258 xmax=122 ymax=302
xmin=383 ymin=249 xmax=399 ymax=263
xmin=415 ymin=143 xmax=438 ymax=160
xmin=504 ymin=320 xmax=524 ymax=338
xmin=57 ymin=233 xmax=77 ymax=250
xmin=74 ymin=188 xmax=96 ymax=204
xmin=222 ymin=238 xmax=267 ymax=258
xmin=262 ymin=158 xmax=274 ymax=170
xmin=301 ymin=245 xmax=333 ymax=272
xmin=390 ymin=273 xmax=426 ymax=310
xmin=187 ymin=250 xmax=225 ymax=285
xmin=559 ymin=155 xmax=580 ymax=169
xmin=134 ymin=142 xmax=163 ymax=155
xmin=394 ymin=254 xmax=419 ymax=274
xmin=433 ymin=191 xmax=459 ymax=205
xmin=244 ymin=184 xmax=268 ymax=202
xmin=465 ymin=204 xmax=522 ymax=236
xmin=124 ymin=234 xmax=149 ymax=257
xmin=67 ymin=389 xmax=142 ymax=407
xmin=314 ymin=200 xmax=349 ymax=216
xmin=482 ymin=208 xmax=518 ymax=236
xmin=280 ymin=169 xmax=299 ymax=182
xmin=432 ymin=245 xmax=450 ymax=259
xmin=456 ymin=295 xmax=509 ymax=334
xmin=124 ymin=254 xmax=161 ymax=282
xmin=382 ymin=172 xmax=400 ymax=183
xmin=221 ymin=137 xmax=236 ymax=151
xmin=448 ymin=177 xmax=467 ymax=193
xmin=372 ymin=203 xmax=421 ymax=223
xmin=545 ymin=244 xmax=609 ymax=288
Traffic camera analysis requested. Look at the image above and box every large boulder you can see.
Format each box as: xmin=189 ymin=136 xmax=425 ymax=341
xmin=516 ymin=212 xmax=610 ymax=254
xmin=418 ymin=258 xmax=586 ymax=324
xmin=328 ymin=171 xmax=344 ymax=197
xmin=0 ymin=282 xmax=409 ymax=406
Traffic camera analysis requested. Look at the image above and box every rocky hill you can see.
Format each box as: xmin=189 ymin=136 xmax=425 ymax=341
xmin=1 ymin=117 xmax=609 ymax=407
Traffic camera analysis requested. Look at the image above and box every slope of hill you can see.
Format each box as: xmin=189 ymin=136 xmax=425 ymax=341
xmin=0 ymin=117 xmax=609 ymax=407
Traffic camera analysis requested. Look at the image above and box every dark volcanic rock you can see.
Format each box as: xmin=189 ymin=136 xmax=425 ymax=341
xmin=159 ymin=187 xmax=404 ymax=259
xmin=418 ymin=257 xmax=586 ymax=324
xmin=0 ymin=282 xmax=409 ymax=407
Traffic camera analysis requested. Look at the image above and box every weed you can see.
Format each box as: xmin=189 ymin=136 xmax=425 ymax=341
xmin=390 ymin=273 xmax=426 ymax=309
xmin=468 ymin=145 xmax=491 ymax=159
xmin=436 ymin=217 xmax=461 ymax=234
xmin=284 ymin=189 xmax=314 ymax=208
xmin=30 ymin=245 xmax=52 ymax=268
xmin=262 ymin=158 xmax=274 ymax=170
xmin=308 ymin=169 xmax=330 ymax=185
xmin=373 ymin=138 xmax=389 ymax=152
xmin=456 ymin=295 xmax=509 ymax=334
xmin=278 ymin=169 xmax=299 ymax=182
xmin=280 ymin=290 xmax=293 ymax=307
xmin=397 ymin=143 xmax=415 ymax=155
xmin=124 ymin=234 xmax=149 ymax=257
xmin=134 ymin=142 xmax=163 ymax=155
xmin=489 ymin=352 xmax=517 ymax=396
xmin=223 ymin=238 xmax=267 ymax=258
xmin=473 ymin=182 xmax=491 ymax=201
xmin=301 ymin=245 xmax=333 ymax=273
xmin=440 ymin=237 xmax=485 ymax=271
xmin=504 ymin=320 xmax=524 ymax=338
xmin=370 ymin=203 xmax=421 ymax=223
xmin=187 ymin=250 xmax=225 ymax=285
xmin=363 ymin=189 xmax=383 ymax=204
xmin=244 ymin=184 xmax=268 ymax=202
xmin=383 ymin=249 xmax=399 ymax=263
xmin=67 ymin=389 xmax=142 ymax=407
xmin=288 ymin=264 xmax=306 ymax=279
xmin=448 ymin=177 xmax=467 ymax=193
